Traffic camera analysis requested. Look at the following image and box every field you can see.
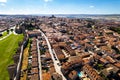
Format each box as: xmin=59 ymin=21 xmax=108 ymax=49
xmin=0 ymin=33 xmax=24 ymax=80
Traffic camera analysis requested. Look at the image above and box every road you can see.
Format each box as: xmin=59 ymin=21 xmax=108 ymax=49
xmin=39 ymin=29 xmax=66 ymax=80
xmin=37 ymin=39 xmax=42 ymax=80
xmin=52 ymin=49 xmax=67 ymax=80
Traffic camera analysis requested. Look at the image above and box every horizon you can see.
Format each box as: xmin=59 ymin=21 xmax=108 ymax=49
xmin=0 ymin=0 xmax=120 ymax=14
xmin=1 ymin=13 xmax=120 ymax=15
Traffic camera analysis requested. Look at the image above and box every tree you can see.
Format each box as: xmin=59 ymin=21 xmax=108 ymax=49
xmin=0 ymin=34 xmax=2 ymax=37
xmin=10 ymin=29 xmax=13 ymax=32
xmin=87 ymin=23 xmax=92 ymax=28
xmin=7 ymin=29 xmax=9 ymax=34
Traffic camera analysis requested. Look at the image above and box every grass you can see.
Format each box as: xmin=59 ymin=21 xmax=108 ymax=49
xmin=0 ymin=31 xmax=8 ymax=39
xmin=20 ymin=48 xmax=29 ymax=80
xmin=0 ymin=33 xmax=24 ymax=80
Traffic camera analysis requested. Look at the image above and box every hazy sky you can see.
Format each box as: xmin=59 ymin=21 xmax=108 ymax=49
xmin=0 ymin=0 xmax=120 ymax=14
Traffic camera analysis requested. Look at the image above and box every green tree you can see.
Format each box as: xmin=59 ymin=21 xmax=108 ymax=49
xmin=7 ymin=30 xmax=9 ymax=34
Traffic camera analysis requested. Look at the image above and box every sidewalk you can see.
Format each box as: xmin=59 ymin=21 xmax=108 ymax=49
xmin=0 ymin=32 xmax=12 ymax=41
xmin=0 ymin=27 xmax=18 ymax=41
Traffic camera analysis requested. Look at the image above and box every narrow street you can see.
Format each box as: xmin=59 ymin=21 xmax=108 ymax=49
xmin=39 ymin=29 xmax=66 ymax=80
xmin=37 ymin=39 xmax=42 ymax=80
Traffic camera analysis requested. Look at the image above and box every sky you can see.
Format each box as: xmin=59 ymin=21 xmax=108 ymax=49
xmin=0 ymin=0 xmax=120 ymax=14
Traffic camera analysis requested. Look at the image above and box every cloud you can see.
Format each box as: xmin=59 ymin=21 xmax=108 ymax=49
xmin=89 ymin=5 xmax=94 ymax=8
xmin=43 ymin=0 xmax=53 ymax=8
xmin=10 ymin=8 xmax=14 ymax=11
xmin=44 ymin=0 xmax=53 ymax=2
xmin=0 ymin=0 xmax=7 ymax=3
xmin=0 ymin=3 xmax=5 ymax=6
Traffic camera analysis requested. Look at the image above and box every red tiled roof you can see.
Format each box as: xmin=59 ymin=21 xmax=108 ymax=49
xmin=82 ymin=64 xmax=103 ymax=80
xmin=31 ymin=68 xmax=39 ymax=74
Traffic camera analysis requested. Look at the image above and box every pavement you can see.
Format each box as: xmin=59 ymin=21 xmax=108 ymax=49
xmin=10 ymin=26 xmax=18 ymax=35
xmin=0 ymin=31 xmax=12 ymax=41
xmin=0 ymin=26 xmax=17 ymax=41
